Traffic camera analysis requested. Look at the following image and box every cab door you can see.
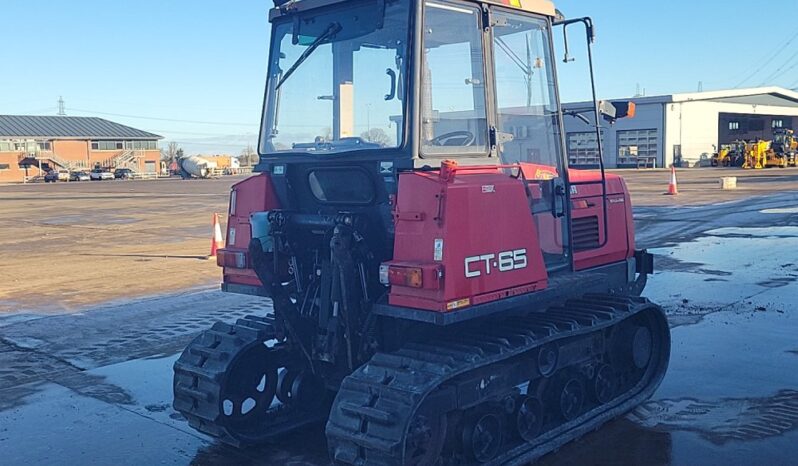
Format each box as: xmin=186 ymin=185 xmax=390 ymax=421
xmin=488 ymin=7 xmax=570 ymax=271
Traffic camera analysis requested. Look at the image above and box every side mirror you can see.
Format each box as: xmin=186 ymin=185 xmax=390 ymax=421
xmin=599 ymin=100 xmax=636 ymax=124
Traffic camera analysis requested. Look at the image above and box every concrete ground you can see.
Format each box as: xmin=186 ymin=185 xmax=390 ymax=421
xmin=0 ymin=177 xmax=238 ymax=313
xmin=1 ymin=168 xmax=798 ymax=465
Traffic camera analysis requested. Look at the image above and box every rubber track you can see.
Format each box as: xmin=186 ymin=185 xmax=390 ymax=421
xmin=326 ymin=294 xmax=670 ymax=465
xmin=173 ymin=315 xmax=322 ymax=446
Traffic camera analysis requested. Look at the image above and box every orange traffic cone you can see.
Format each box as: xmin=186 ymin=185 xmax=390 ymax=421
xmin=209 ymin=213 xmax=224 ymax=258
xmin=666 ymin=165 xmax=678 ymax=195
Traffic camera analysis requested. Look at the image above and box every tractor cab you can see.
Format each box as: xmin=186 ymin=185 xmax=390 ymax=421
xmin=260 ymin=0 xmax=565 ymax=166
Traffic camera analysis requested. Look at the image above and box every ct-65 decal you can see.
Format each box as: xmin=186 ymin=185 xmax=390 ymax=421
xmin=464 ymin=249 xmax=527 ymax=278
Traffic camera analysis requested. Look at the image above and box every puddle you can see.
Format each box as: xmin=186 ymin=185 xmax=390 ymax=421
xmin=87 ymin=355 xmax=182 ymax=428
xmin=0 ymin=383 xmax=206 ymax=465
xmin=632 ymin=390 xmax=798 ymax=445
xmin=624 ymin=224 xmax=798 ymax=463
xmin=646 ymin=226 xmax=798 ymax=320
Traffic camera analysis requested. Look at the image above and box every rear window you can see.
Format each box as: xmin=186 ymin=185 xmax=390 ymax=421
xmin=308 ymin=168 xmax=374 ymax=204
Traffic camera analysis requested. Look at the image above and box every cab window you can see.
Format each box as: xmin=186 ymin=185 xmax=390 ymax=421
xmin=492 ymin=11 xmax=563 ymax=173
xmin=421 ymin=1 xmax=489 ymax=156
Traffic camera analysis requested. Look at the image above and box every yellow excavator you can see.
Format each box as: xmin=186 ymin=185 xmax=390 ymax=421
xmin=743 ymin=139 xmax=787 ymax=169
xmin=711 ymin=140 xmax=746 ymax=167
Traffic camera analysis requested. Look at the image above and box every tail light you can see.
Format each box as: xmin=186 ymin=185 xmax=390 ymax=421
xmin=217 ymin=249 xmax=248 ymax=269
xmin=383 ymin=266 xmax=424 ymax=288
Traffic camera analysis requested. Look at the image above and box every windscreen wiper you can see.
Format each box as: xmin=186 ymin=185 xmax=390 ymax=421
xmin=276 ymin=22 xmax=342 ymax=90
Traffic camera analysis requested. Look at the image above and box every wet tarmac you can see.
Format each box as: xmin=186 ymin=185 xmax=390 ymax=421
xmin=2 ymin=195 xmax=798 ymax=465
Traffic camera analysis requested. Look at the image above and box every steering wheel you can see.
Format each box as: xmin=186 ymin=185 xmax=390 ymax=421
xmin=430 ymin=130 xmax=476 ymax=147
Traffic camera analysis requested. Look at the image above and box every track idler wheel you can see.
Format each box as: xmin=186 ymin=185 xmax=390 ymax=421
xmin=611 ymin=321 xmax=654 ymax=371
xmin=462 ymin=410 xmax=504 ymax=463
xmin=516 ymin=397 xmax=544 ymax=442
xmin=218 ymin=344 xmax=279 ymax=439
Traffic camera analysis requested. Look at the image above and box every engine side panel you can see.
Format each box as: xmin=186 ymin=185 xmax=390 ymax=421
xmin=387 ymin=171 xmax=548 ymax=312
xmin=571 ymin=171 xmax=635 ymax=271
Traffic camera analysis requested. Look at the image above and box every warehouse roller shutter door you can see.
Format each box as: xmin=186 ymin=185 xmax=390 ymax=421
xmin=617 ymin=129 xmax=659 ymax=168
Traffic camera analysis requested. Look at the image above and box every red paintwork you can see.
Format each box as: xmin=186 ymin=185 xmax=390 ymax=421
xmin=386 ymin=164 xmax=636 ymax=313
xmin=386 ymin=167 xmax=549 ymax=312
xmin=570 ymin=170 xmax=635 ymax=270
xmin=219 ymin=164 xmax=636 ymax=314
xmin=220 ymin=173 xmax=281 ymax=287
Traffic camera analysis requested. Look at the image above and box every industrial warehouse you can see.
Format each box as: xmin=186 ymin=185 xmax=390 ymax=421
xmin=563 ymin=86 xmax=798 ymax=168
xmin=0 ymin=115 xmax=162 ymax=182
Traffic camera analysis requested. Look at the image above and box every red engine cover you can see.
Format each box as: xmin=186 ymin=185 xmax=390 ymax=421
xmin=386 ymin=169 xmax=548 ymax=312
xmin=221 ymin=173 xmax=281 ymax=287
xmin=569 ymin=170 xmax=635 ymax=270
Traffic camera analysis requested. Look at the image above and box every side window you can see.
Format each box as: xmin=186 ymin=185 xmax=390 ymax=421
xmin=421 ymin=1 xmax=488 ymax=156
xmin=492 ymin=11 xmax=562 ymax=175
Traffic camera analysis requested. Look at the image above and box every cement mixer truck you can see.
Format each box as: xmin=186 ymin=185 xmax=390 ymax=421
xmin=177 ymin=155 xmax=217 ymax=179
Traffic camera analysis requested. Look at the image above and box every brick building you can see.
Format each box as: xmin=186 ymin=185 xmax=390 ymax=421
xmin=0 ymin=115 xmax=162 ymax=182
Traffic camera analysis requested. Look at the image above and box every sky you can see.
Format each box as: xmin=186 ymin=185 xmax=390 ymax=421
xmin=1 ymin=0 xmax=797 ymax=154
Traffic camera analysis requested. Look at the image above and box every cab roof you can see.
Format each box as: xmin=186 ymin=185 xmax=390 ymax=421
xmin=271 ymin=0 xmax=557 ymax=20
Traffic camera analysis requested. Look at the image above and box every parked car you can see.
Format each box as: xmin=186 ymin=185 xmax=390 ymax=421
xmin=44 ymin=171 xmax=59 ymax=183
xmin=69 ymin=171 xmax=91 ymax=182
xmin=90 ymin=168 xmax=114 ymax=181
xmin=114 ymin=168 xmax=136 ymax=180
xmin=56 ymin=169 xmax=70 ymax=182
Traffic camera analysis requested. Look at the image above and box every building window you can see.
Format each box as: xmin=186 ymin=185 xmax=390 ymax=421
xmin=37 ymin=142 xmax=51 ymax=151
xmin=567 ymin=131 xmax=603 ymax=166
xmin=13 ymin=141 xmax=37 ymax=152
xmin=773 ymin=119 xmax=784 ymax=129
xmin=0 ymin=141 xmax=11 ymax=151
xmin=92 ymin=140 xmax=157 ymax=150
xmin=132 ymin=140 xmax=158 ymax=150
xmin=0 ymin=163 xmax=10 ymax=170
xmin=92 ymin=140 xmax=125 ymax=150
xmin=729 ymin=121 xmax=740 ymax=131
xmin=617 ymin=129 xmax=658 ymax=166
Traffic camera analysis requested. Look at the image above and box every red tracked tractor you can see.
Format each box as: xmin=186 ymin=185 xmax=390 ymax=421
xmin=173 ymin=0 xmax=670 ymax=464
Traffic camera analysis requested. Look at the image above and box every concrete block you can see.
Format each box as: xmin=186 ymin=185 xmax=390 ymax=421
xmin=720 ymin=176 xmax=737 ymax=190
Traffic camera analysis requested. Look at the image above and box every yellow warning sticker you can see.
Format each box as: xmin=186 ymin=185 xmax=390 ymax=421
xmin=446 ymin=298 xmax=471 ymax=311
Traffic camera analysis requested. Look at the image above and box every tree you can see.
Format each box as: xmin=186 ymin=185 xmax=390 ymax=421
xmin=240 ymin=144 xmax=258 ymax=167
xmin=161 ymin=141 xmax=180 ymax=162
xmin=360 ymin=128 xmax=391 ymax=146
